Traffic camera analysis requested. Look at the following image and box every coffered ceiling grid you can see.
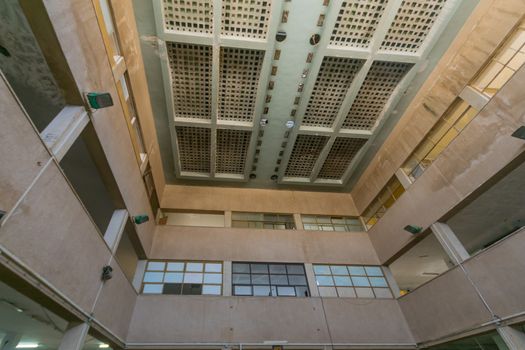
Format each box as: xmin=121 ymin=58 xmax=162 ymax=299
xmin=153 ymin=0 xmax=283 ymax=181
xmin=278 ymin=0 xmax=461 ymax=186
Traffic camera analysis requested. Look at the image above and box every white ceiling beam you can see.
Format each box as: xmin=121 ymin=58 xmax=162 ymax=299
xmin=210 ymin=0 xmax=222 ymax=178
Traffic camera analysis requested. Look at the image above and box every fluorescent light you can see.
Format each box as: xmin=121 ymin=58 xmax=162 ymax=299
xmin=16 ymin=344 xmax=39 ymax=349
xmin=99 ymin=344 xmax=110 ymax=349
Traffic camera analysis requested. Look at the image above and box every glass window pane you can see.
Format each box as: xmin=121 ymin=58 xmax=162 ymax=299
xmin=301 ymin=215 xmax=317 ymax=223
xmin=355 ymin=287 xmax=374 ymax=298
xmin=334 ymin=225 xmax=346 ymax=232
xmin=270 ymin=275 xmax=288 ymax=285
xmin=318 ymin=286 xmax=337 ymax=297
xmin=164 ymin=272 xmax=183 ymax=283
xmin=184 ymin=273 xmax=203 ymax=283
xmin=286 ymin=265 xmax=305 ymax=274
xmin=203 ymin=273 xmax=222 ymax=284
xmin=369 ymin=277 xmax=388 ymax=287
xmin=163 ymin=283 xmax=182 ymax=295
xmin=277 ymin=286 xmax=296 ymax=296
xmin=205 ymin=263 xmax=222 ymax=272
xmin=251 ymin=264 xmax=268 ymax=273
xmin=269 ymin=264 xmax=287 ymax=274
xmin=234 ymin=285 xmax=252 ymax=296
xmin=364 ymin=266 xmax=383 ymax=276
xmin=251 ymin=274 xmax=270 ymax=285
xmin=334 ymin=276 xmax=352 ymax=286
xmin=303 ymin=224 xmax=319 ymax=230
xmin=142 ymin=284 xmax=163 ymax=294
xmin=316 ymin=275 xmax=334 ymax=286
xmin=313 ymin=265 xmax=331 ymax=275
xmin=166 ymin=262 xmax=184 ymax=271
xmin=186 ymin=263 xmax=203 ymax=272
xmin=337 ymin=287 xmax=356 ymax=298
xmin=182 ymin=283 xmax=202 ymax=295
xmin=352 ymin=276 xmax=370 ymax=287
xmin=288 ymin=275 xmax=307 ymax=286
xmin=330 ymin=265 xmax=348 ymax=275
xmin=202 ymin=285 xmax=222 ymax=295
xmin=348 ymin=266 xmax=366 ymax=275
xmin=373 ymin=288 xmax=393 ymax=298
xmin=253 ymin=285 xmax=271 ymax=296
xmin=321 ymin=225 xmax=334 ymax=231
xmin=232 ymin=274 xmax=251 ymax=284
xmin=295 ymin=286 xmax=309 ymax=297
xmin=232 ymin=263 xmax=250 ymax=273
xmin=143 ymin=272 xmax=164 ymax=283
xmin=317 ymin=216 xmax=331 ymax=224
xmin=147 ymin=262 xmax=165 ymax=271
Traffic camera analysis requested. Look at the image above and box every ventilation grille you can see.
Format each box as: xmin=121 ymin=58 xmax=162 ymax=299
xmin=330 ymin=0 xmax=387 ymax=48
xmin=219 ymin=47 xmax=265 ymax=122
xmin=318 ymin=138 xmax=367 ymax=180
xmin=342 ymin=61 xmax=413 ymax=130
xmin=162 ymin=0 xmax=213 ymax=34
xmin=216 ymin=129 xmax=251 ymax=174
xmin=285 ymin=135 xmax=329 ymax=178
xmin=176 ymin=126 xmax=211 ymax=173
xmin=222 ymin=0 xmax=271 ymax=39
xmin=303 ymin=57 xmax=364 ymax=127
xmin=167 ymin=43 xmax=212 ymax=120
xmin=381 ymin=0 xmax=446 ymax=52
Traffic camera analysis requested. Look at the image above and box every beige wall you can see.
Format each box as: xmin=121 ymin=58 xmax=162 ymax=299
xmin=162 ymin=185 xmax=358 ymax=216
xmin=368 ymin=61 xmax=525 ymax=264
xmin=152 ymin=226 xmax=378 ymax=265
xmin=351 ymin=0 xmax=525 ymax=214
xmin=127 ymin=295 xmax=413 ymax=345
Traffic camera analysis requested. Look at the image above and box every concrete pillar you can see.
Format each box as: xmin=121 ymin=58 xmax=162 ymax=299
xmin=223 ymin=261 xmax=232 ymax=296
xmin=224 ymin=211 xmax=232 ymax=228
xmin=104 ymin=209 xmax=129 ymax=252
xmin=293 ymin=213 xmax=303 ymax=230
xmin=304 ymin=263 xmax=319 ymax=297
xmin=58 ymin=322 xmax=89 ymax=350
xmin=0 ymin=332 xmax=21 ymax=350
xmin=381 ymin=266 xmax=401 ymax=298
xmin=431 ymin=222 xmax=470 ymax=265
xmin=497 ymin=326 xmax=525 ymax=350
xmin=132 ymin=259 xmax=147 ymax=292
xmin=459 ymin=85 xmax=490 ymax=111
xmin=395 ymin=169 xmax=412 ymax=190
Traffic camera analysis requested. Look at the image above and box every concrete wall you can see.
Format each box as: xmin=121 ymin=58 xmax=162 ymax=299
xmin=351 ymin=0 xmax=525 ymax=214
xmin=162 ymin=185 xmax=358 ymax=216
xmin=152 ymin=226 xmax=378 ymax=265
xmin=399 ymin=228 xmax=525 ymax=344
xmin=127 ymin=295 xmax=413 ymax=345
xmin=367 ymin=57 xmax=525 ymax=264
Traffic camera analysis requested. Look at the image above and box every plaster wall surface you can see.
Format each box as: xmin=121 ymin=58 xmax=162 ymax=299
xmin=161 ymin=185 xmax=358 ymax=216
xmin=127 ymin=295 xmax=413 ymax=345
xmin=152 ymin=226 xmax=378 ymax=265
xmin=368 ymin=63 xmax=525 ymax=264
xmin=41 ymin=0 xmax=156 ymax=254
xmin=351 ymin=0 xmax=525 ymax=213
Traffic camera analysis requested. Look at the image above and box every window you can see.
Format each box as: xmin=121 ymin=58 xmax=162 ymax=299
xmin=232 ymin=263 xmax=309 ymax=297
xmin=362 ymin=176 xmax=405 ymax=229
xmin=141 ymin=261 xmax=223 ymax=295
xmin=471 ymin=20 xmax=525 ymax=97
xmin=163 ymin=211 xmax=225 ymax=227
xmin=232 ymin=212 xmax=296 ymax=230
xmin=313 ymin=264 xmax=392 ymax=299
xmin=401 ymin=99 xmax=478 ymax=181
xmin=302 ymin=215 xmax=363 ymax=231
xmin=142 ymin=163 xmax=160 ymax=215
xmin=98 ymin=0 xmax=122 ymax=62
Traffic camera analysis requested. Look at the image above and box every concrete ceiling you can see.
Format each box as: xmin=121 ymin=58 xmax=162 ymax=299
xmin=133 ymin=0 xmax=479 ymax=192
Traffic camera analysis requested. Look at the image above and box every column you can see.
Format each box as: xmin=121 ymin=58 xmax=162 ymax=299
xmin=431 ymin=222 xmax=470 ymax=265
xmin=223 ymin=261 xmax=232 ymax=296
xmin=497 ymin=326 xmax=525 ymax=350
xmin=224 ymin=211 xmax=232 ymax=228
xmin=58 ymin=322 xmax=89 ymax=350
xmin=304 ymin=263 xmax=319 ymax=297
xmin=395 ymin=168 xmax=412 ymax=190
xmin=293 ymin=213 xmax=303 ymax=230
xmin=382 ymin=266 xmax=401 ymax=298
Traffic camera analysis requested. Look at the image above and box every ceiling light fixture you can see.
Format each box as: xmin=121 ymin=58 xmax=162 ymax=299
xmin=16 ymin=343 xmax=39 ymax=349
xmin=99 ymin=344 xmax=110 ymax=349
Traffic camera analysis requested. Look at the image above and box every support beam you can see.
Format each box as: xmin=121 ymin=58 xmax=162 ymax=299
xmin=431 ymin=222 xmax=470 ymax=265
xmin=382 ymin=266 xmax=401 ymax=298
xmin=293 ymin=213 xmax=303 ymax=230
xmin=395 ymin=168 xmax=412 ymax=190
xmin=304 ymin=263 xmax=319 ymax=297
xmin=497 ymin=326 xmax=525 ymax=350
xmin=58 ymin=322 xmax=89 ymax=350
xmin=132 ymin=260 xmax=147 ymax=293
xmin=223 ymin=261 xmax=232 ymax=296
xmin=460 ymin=85 xmax=490 ymax=111
xmin=103 ymin=209 xmax=129 ymax=253
xmin=224 ymin=211 xmax=232 ymax=228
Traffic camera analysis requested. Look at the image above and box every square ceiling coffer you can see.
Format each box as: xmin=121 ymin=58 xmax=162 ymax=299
xmin=318 ymin=137 xmax=367 ymax=180
xmin=175 ymin=126 xmax=211 ymax=174
xmin=285 ymin=135 xmax=330 ymax=178
xmin=216 ymin=129 xmax=252 ymax=175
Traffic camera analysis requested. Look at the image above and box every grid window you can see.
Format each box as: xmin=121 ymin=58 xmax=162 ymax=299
xmin=401 ymin=99 xmax=478 ymax=182
xmin=313 ymin=264 xmax=392 ymax=299
xmin=232 ymin=263 xmax=309 ymax=297
xmin=362 ymin=176 xmax=405 ymax=229
xmin=232 ymin=212 xmax=296 ymax=230
xmin=471 ymin=20 xmax=525 ymax=97
xmin=142 ymin=261 xmax=223 ymax=295
xmin=301 ymin=215 xmax=363 ymax=232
